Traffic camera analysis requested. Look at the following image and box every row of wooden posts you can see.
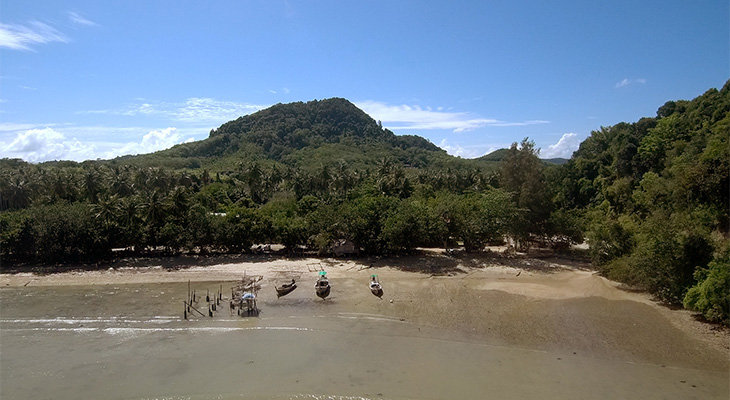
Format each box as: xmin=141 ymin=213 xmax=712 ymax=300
xmin=183 ymin=281 xmax=224 ymax=320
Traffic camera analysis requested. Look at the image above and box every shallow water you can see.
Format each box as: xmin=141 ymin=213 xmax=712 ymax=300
xmin=0 ymin=282 xmax=727 ymax=399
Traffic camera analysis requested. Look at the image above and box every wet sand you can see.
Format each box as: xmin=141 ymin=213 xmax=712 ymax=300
xmin=1 ymin=251 xmax=728 ymax=399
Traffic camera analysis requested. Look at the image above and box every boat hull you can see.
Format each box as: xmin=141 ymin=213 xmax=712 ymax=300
xmin=276 ymin=284 xmax=297 ymax=298
xmin=316 ymin=285 xmax=331 ymax=299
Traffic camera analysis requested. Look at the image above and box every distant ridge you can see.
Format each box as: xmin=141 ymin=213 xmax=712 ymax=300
xmin=478 ymin=148 xmax=567 ymax=164
xmin=542 ymin=157 xmax=568 ymax=165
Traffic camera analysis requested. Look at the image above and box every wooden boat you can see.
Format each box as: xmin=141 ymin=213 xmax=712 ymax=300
xmin=275 ymin=279 xmax=297 ymax=298
xmin=315 ymin=271 xmax=331 ymax=299
xmin=369 ymin=274 xmax=383 ymax=298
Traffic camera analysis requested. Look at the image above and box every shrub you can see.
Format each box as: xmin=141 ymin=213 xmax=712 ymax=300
xmin=683 ymin=251 xmax=730 ymax=325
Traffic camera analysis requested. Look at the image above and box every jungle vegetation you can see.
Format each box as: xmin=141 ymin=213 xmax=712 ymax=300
xmin=1 ymin=85 xmax=728 ymax=324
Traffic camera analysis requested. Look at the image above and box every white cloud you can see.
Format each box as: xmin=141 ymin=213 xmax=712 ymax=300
xmin=5 ymin=127 xmax=63 ymax=153
xmin=541 ymin=133 xmax=581 ymax=159
xmin=491 ymin=120 xmax=551 ymax=127
xmin=108 ymin=127 xmax=194 ymax=158
xmin=0 ymin=21 xmax=68 ymax=51
xmin=0 ymin=126 xmax=198 ymax=163
xmin=437 ymin=139 xmax=501 ymax=159
xmin=68 ymin=11 xmax=98 ymax=27
xmin=174 ymin=98 xmax=265 ymax=123
xmin=438 ymin=139 xmax=476 ymax=158
xmin=0 ymin=122 xmax=51 ymax=132
xmin=358 ymin=101 xmax=496 ymax=132
xmin=357 ymin=101 xmax=549 ymax=133
xmin=1 ymin=127 xmax=95 ymax=162
xmin=81 ymin=98 xmax=266 ymax=124
xmin=616 ymin=78 xmax=647 ymax=88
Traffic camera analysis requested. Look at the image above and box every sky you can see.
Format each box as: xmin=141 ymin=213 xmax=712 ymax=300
xmin=1 ymin=1 xmax=728 ymax=163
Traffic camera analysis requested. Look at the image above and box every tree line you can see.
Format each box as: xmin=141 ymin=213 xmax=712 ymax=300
xmin=0 ymin=142 xmax=568 ymax=263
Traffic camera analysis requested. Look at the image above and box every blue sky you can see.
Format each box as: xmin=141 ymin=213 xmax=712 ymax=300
xmin=1 ymin=1 xmax=728 ymax=163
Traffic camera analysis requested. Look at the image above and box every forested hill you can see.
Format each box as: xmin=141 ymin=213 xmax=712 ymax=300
xmin=139 ymin=98 xmax=449 ymax=171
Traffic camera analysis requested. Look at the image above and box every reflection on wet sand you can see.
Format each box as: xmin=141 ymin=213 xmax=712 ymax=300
xmin=1 ymin=256 xmax=728 ymax=399
xmin=0 ymin=278 xmax=727 ymax=400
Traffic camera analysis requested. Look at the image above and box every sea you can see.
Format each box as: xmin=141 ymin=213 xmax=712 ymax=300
xmin=1 ymin=282 xmax=727 ymax=399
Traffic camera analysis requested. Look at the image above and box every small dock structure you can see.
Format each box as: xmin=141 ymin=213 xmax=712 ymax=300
xmin=231 ymin=272 xmax=262 ymax=316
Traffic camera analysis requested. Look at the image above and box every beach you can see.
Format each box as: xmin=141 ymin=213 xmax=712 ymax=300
xmin=1 ymin=251 xmax=728 ymax=399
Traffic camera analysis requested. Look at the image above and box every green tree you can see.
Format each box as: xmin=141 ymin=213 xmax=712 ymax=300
xmin=684 ymin=249 xmax=730 ymax=325
xmin=499 ymin=138 xmax=551 ymax=246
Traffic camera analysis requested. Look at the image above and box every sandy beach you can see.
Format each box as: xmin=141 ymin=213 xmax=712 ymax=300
xmin=2 ymin=250 xmax=727 ymax=372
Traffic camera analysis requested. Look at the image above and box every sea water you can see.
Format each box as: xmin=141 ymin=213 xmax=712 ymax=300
xmin=0 ymin=282 xmax=727 ymax=399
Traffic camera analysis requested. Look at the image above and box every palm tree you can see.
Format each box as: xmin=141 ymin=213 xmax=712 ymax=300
xmin=167 ymin=186 xmax=189 ymax=221
xmin=83 ymin=166 xmax=104 ymax=203
xmin=118 ymin=196 xmax=142 ymax=251
xmin=0 ymin=172 xmax=34 ymax=209
xmin=141 ymin=190 xmax=167 ymax=227
xmin=332 ymin=161 xmax=354 ymax=199
xmin=119 ymin=196 xmax=140 ymax=226
xmin=245 ymin=162 xmax=264 ymax=203
xmin=316 ymin=164 xmax=332 ymax=199
xmin=134 ymin=168 xmax=151 ymax=193
xmin=92 ymin=194 xmax=121 ymax=227
xmin=110 ymin=166 xmax=134 ymax=197
xmin=44 ymin=168 xmax=78 ymax=203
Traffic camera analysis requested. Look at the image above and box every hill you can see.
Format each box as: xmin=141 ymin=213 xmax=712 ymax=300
xmin=127 ymin=98 xmax=458 ymax=172
xmin=478 ymin=148 xmax=509 ymax=162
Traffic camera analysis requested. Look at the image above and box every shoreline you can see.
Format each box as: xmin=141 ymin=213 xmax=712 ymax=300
xmin=1 ymin=250 xmax=728 ymax=371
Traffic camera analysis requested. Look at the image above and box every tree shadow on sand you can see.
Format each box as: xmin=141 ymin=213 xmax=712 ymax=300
xmin=2 ymin=247 xmax=595 ymax=277
xmin=1 ymin=250 xmax=305 ymax=275
xmin=319 ymin=248 xmax=591 ymax=277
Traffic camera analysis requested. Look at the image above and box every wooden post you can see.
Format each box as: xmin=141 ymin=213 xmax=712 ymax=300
xmin=184 ymin=301 xmax=206 ymax=317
